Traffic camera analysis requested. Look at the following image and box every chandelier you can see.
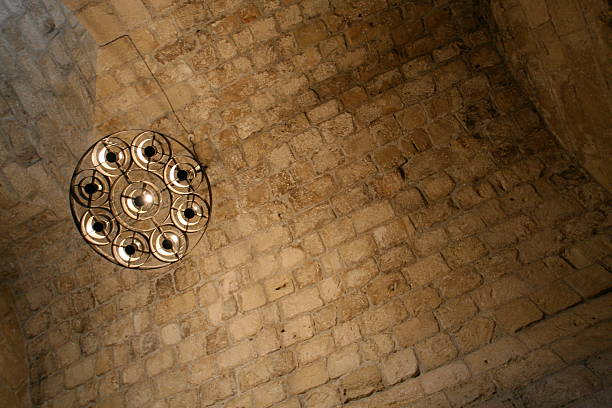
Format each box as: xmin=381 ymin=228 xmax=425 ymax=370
xmin=69 ymin=130 xmax=212 ymax=269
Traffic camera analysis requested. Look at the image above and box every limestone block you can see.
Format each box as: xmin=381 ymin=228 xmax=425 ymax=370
xmin=279 ymin=287 xmax=323 ymax=319
xmin=381 ymin=348 xmax=419 ymax=385
xmin=340 ymin=365 xmax=383 ymax=402
xmin=494 ymin=298 xmax=543 ymax=333
xmin=393 ymin=312 xmax=439 ymax=348
xmin=328 ymin=343 xmax=360 ymax=378
xmin=217 ymin=341 xmax=254 ymax=369
xmin=229 ymin=312 xmax=262 ymax=341
xmin=146 ymin=348 xmax=174 ymax=376
xmin=288 ymin=360 xmax=329 ymax=395
xmin=108 ymin=0 xmax=150 ymax=29
xmin=295 ymin=20 xmax=328 ymax=48
xmin=280 ymin=315 xmax=314 ymax=347
xmin=76 ymin=2 xmax=122 ymax=45
xmin=404 ymin=254 xmax=449 ymax=287
xmin=419 ymin=361 xmax=470 ymax=394
xmin=465 ymin=337 xmax=528 ymax=374
xmin=200 ymin=375 xmax=234 ymax=406
xmin=65 ymin=357 xmax=94 ymax=389
xmin=253 ymin=380 xmax=285 ymax=408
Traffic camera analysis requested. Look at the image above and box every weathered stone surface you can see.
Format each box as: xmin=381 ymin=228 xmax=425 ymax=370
xmin=145 ymin=348 xmax=174 ymax=377
xmin=279 ymin=287 xmax=323 ymax=319
xmin=394 ymin=312 xmax=439 ymax=347
xmin=288 ymin=360 xmax=329 ymax=395
xmin=415 ymin=333 xmax=458 ymax=371
xmin=363 ymin=300 xmax=407 ymax=335
xmin=494 ymin=348 xmax=564 ymax=391
xmin=340 ymin=366 xmax=384 ymax=402
xmin=64 ymin=357 xmax=94 ymax=389
xmin=519 ymin=365 xmax=599 ymax=408
xmin=451 ymin=317 xmax=495 ymax=353
xmin=328 ymin=343 xmax=360 ymax=379
xmin=200 ymin=375 xmax=234 ymax=406
xmin=381 ymin=348 xmax=419 ymax=385
xmin=419 ymin=362 xmax=470 ymax=394
xmin=490 ymin=0 xmax=612 ymax=190
xmin=494 ymin=298 xmax=543 ymax=333
xmin=465 ymin=337 xmax=529 ymax=374
xmin=404 ymin=254 xmax=450 ymax=287
xmin=3 ymin=1 xmax=610 ymax=408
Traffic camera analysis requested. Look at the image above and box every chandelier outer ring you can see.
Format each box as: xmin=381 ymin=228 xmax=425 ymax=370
xmin=69 ymin=129 xmax=213 ymax=270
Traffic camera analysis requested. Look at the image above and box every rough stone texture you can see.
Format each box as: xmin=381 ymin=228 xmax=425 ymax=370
xmin=0 ymin=0 xmax=96 ymax=259
xmin=487 ymin=0 xmax=612 ymax=190
xmin=0 ymin=284 xmax=29 ymax=408
xmin=1 ymin=0 xmax=611 ymax=408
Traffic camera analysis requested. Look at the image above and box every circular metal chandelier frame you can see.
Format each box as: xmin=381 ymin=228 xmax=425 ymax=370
xmin=70 ymin=130 xmax=212 ymax=269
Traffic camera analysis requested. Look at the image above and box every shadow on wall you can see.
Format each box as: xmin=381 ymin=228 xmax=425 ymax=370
xmin=0 ymin=0 xmax=97 ymax=257
xmin=0 ymin=284 xmax=29 ymax=408
xmin=484 ymin=0 xmax=612 ymax=191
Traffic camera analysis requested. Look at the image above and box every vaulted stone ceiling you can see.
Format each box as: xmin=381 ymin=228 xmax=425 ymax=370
xmin=0 ymin=0 xmax=610 ymax=407
xmin=0 ymin=0 xmax=96 ymax=262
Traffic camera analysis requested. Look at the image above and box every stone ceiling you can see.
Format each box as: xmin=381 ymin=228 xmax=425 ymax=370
xmin=0 ymin=1 xmax=610 ymax=407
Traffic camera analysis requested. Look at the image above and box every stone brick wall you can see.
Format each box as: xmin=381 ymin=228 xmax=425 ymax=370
xmin=485 ymin=0 xmax=612 ymax=191
xmin=0 ymin=283 xmax=30 ymax=408
xmin=4 ymin=0 xmax=612 ymax=407
xmin=0 ymin=0 xmax=96 ymax=259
